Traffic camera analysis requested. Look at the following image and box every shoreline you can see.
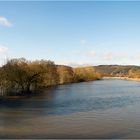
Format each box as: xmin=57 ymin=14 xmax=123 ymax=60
xmin=0 ymin=79 xmax=102 ymax=98
xmin=103 ymin=77 xmax=140 ymax=82
xmin=1 ymin=77 xmax=140 ymax=98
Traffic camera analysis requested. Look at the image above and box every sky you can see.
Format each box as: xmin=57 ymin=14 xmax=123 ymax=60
xmin=0 ymin=1 xmax=140 ymax=67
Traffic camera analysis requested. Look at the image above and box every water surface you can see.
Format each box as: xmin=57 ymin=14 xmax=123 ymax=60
xmin=1 ymin=79 xmax=140 ymax=138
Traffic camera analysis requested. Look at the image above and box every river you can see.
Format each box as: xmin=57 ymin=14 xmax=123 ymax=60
xmin=1 ymin=79 xmax=140 ymax=138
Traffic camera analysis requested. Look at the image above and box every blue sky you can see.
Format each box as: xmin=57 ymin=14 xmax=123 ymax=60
xmin=0 ymin=1 xmax=140 ymax=66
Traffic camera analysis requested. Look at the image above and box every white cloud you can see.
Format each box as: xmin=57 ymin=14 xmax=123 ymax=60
xmin=80 ymin=39 xmax=87 ymax=45
xmin=76 ymin=49 xmax=96 ymax=58
xmin=56 ymin=60 xmax=93 ymax=67
xmin=102 ymin=52 xmax=113 ymax=60
xmin=0 ymin=16 xmax=12 ymax=27
xmin=101 ymin=52 xmax=126 ymax=61
xmin=86 ymin=50 xmax=96 ymax=57
xmin=0 ymin=45 xmax=8 ymax=54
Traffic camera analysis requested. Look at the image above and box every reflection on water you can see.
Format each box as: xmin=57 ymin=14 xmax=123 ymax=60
xmin=1 ymin=79 xmax=140 ymax=138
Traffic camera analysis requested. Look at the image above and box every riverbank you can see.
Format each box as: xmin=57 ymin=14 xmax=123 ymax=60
xmin=103 ymin=77 xmax=140 ymax=82
xmin=0 ymin=78 xmax=102 ymax=97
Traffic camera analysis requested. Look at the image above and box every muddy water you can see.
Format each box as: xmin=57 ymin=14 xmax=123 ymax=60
xmin=1 ymin=79 xmax=140 ymax=138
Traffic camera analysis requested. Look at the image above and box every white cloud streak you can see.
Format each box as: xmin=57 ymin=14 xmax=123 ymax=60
xmin=0 ymin=16 xmax=12 ymax=27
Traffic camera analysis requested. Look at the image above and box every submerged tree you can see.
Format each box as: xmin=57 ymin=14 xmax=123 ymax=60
xmin=0 ymin=58 xmax=59 ymax=94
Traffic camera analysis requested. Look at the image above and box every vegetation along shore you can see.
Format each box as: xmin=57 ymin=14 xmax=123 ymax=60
xmin=0 ymin=58 xmax=102 ymax=96
xmin=1 ymin=58 xmax=140 ymax=96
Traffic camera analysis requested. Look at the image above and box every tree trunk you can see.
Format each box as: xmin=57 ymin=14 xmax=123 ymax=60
xmin=26 ymin=83 xmax=31 ymax=93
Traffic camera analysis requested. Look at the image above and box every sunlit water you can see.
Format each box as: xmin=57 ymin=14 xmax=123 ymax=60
xmin=1 ymin=79 xmax=140 ymax=138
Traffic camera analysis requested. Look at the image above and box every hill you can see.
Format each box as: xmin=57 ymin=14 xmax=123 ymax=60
xmin=94 ymin=65 xmax=140 ymax=78
xmin=57 ymin=65 xmax=140 ymax=79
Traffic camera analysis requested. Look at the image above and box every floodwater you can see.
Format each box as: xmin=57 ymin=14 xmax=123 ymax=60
xmin=1 ymin=79 xmax=140 ymax=138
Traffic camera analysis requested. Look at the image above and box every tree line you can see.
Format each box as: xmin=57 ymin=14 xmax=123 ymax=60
xmin=0 ymin=58 xmax=102 ymax=96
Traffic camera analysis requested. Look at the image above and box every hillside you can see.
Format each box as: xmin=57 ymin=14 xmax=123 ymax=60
xmin=94 ymin=65 xmax=140 ymax=78
xmin=57 ymin=65 xmax=140 ymax=79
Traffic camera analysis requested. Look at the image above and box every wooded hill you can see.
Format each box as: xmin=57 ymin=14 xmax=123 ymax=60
xmin=94 ymin=65 xmax=140 ymax=78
